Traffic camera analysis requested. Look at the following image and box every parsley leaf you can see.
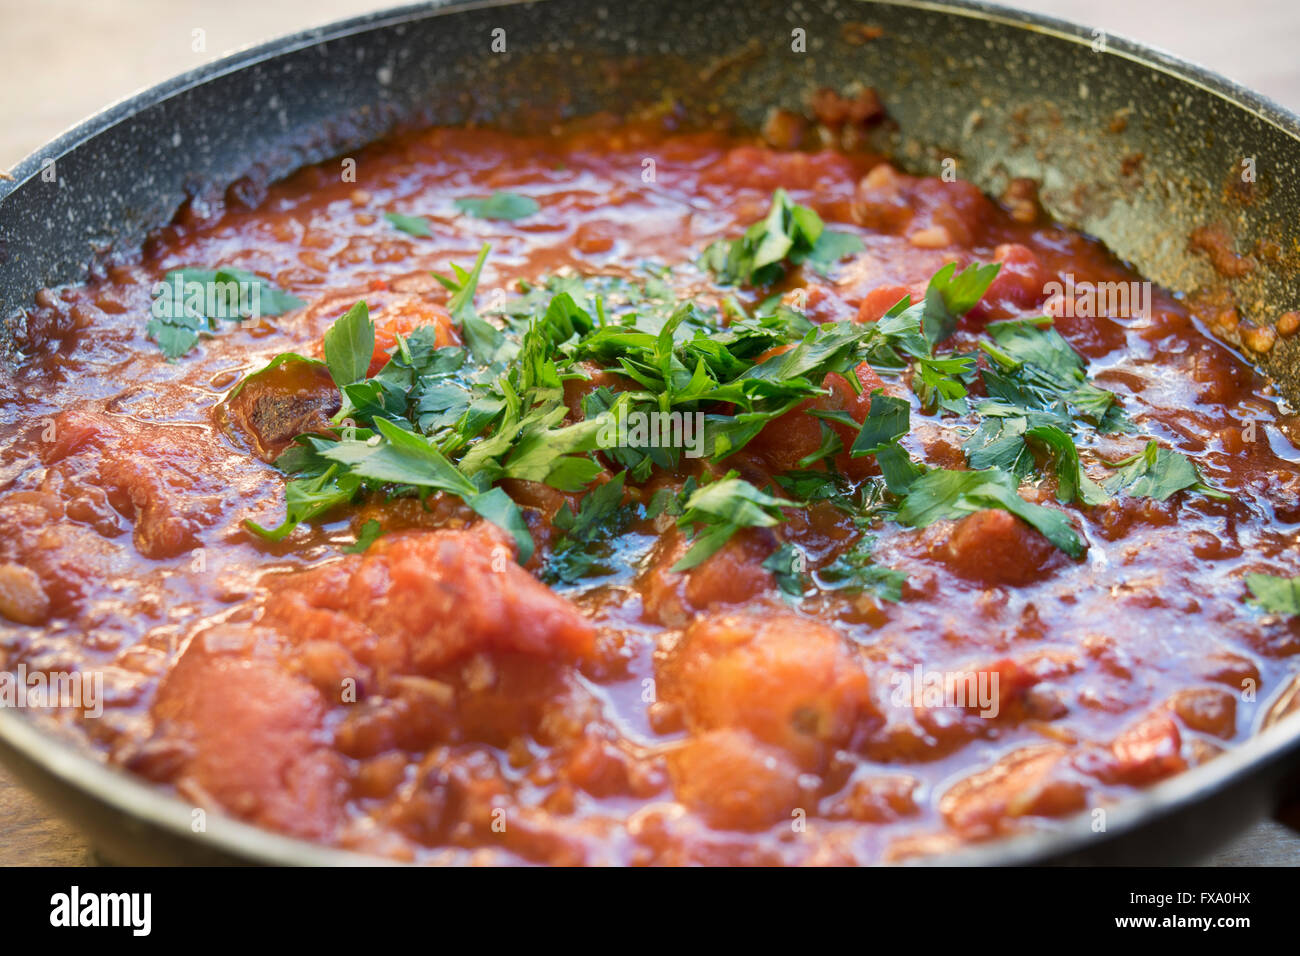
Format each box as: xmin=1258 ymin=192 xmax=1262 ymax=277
xmin=343 ymin=519 xmax=384 ymax=553
xmin=1245 ymin=574 xmax=1300 ymax=616
xmin=147 ymin=267 xmax=303 ymax=358
xmin=896 ymin=467 xmax=1086 ymax=558
xmin=673 ymin=474 xmax=795 ymax=571
xmin=815 ymin=534 xmax=906 ymax=602
xmin=190 ymin=266 xmax=304 ymax=317
xmin=384 ymin=212 xmax=433 ymax=237
xmin=979 ymin=316 xmax=1126 ymax=431
xmin=464 ymin=486 xmax=535 ymax=562
xmin=454 ymin=192 xmax=540 ymax=220
xmin=962 ymin=315 xmax=1130 ymax=497
xmin=310 ymin=419 xmax=538 ymax=562
xmin=323 ymin=301 xmax=376 ymax=388
xmin=845 ymin=391 xmax=924 ymax=494
xmin=1101 ymin=440 xmax=1229 ymax=501
xmin=245 ymin=465 xmax=361 ymax=542
xmin=762 ymin=542 xmax=810 ymax=600
xmin=541 ymin=473 xmax=644 ymax=584
xmin=803 ymin=229 xmax=866 ymax=275
xmin=434 ymin=245 xmax=511 ymax=365
xmin=858 ymin=277 xmax=984 ymax=414
xmin=145 ymin=318 xmax=204 ymax=361
xmin=701 ymin=188 xmax=861 ymax=286
xmin=920 ymin=261 xmax=1001 ymax=346
xmin=1024 ymin=424 xmax=1108 ymax=506
xmin=851 ymin=391 xmax=910 ymax=454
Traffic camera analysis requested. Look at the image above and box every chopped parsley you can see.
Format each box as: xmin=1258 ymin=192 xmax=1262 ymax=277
xmin=763 ymin=542 xmax=811 ymax=601
xmin=384 ymin=212 xmax=433 ymax=237
xmin=896 ymin=467 xmax=1086 ymax=558
xmin=1245 ymin=574 xmax=1300 ymax=616
xmin=815 ymin=533 xmax=907 ymax=602
xmin=235 ymin=188 xmax=1235 ymax=591
xmin=454 ymin=192 xmax=540 ymax=220
xmin=1101 ymin=440 xmax=1228 ymax=501
xmin=245 ymin=464 xmax=361 ymax=543
xmin=672 ymin=473 xmax=795 ymax=571
xmin=544 ymin=473 xmax=636 ymax=584
xmin=919 ymin=261 xmax=1002 ymax=347
xmin=323 ymin=301 xmax=375 ymax=388
xmin=700 ymin=188 xmax=864 ymax=285
xmin=850 ymin=392 xmax=910 ymax=455
xmin=963 ymin=315 xmax=1127 ymax=495
xmin=147 ymin=266 xmax=303 ymax=359
xmin=977 ymin=316 xmax=1126 ymax=431
xmin=343 ymin=519 xmax=385 ymax=554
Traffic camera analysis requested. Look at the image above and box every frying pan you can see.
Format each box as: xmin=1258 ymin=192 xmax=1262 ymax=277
xmin=1 ymin=0 xmax=1298 ymax=865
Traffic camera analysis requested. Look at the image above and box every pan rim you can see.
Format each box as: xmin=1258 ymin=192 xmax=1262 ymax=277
xmin=5 ymin=0 xmax=1300 ymax=201
xmin=2 ymin=0 xmax=1298 ymax=866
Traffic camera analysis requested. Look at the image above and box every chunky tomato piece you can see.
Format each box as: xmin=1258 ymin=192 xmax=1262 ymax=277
xmin=668 ymin=728 xmax=802 ymax=830
xmin=40 ymin=410 xmax=228 ymax=559
xmin=965 ymin=243 xmax=1047 ymax=323
xmin=1105 ymin=712 xmax=1188 ymax=785
xmin=931 ymin=508 xmax=1071 ymax=586
xmin=660 ymin=611 xmax=876 ymax=769
xmin=144 ymin=626 xmax=346 ymax=840
xmin=263 ymin=527 xmax=595 ymax=673
xmin=640 ymin=526 xmax=779 ymax=626
xmin=368 ymin=297 xmax=458 ymax=376
xmin=939 ymin=746 xmax=1087 ymax=834
xmin=745 ymin=347 xmax=890 ymax=480
xmin=856 ymin=284 xmax=915 ymax=323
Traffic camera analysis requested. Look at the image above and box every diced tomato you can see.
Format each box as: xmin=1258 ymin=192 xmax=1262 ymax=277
xmin=1169 ymin=687 xmax=1237 ymax=739
xmin=857 ymin=284 xmax=915 ymax=323
xmin=1105 ymin=712 xmax=1187 ymax=785
xmin=149 ymin=628 xmax=346 ymax=840
xmin=746 ymin=348 xmax=891 ymax=479
xmin=40 ymin=409 xmax=224 ymax=560
xmin=939 ymin=746 xmax=1086 ymax=834
xmin=668 ymin=729 xmax=802 ymax=829
xmin=640 ymin=525 xmax=778 ymax=626
xmin=965 ymin=243 xmax=1047 ymax=323
xmin=264 ymin=527 xmax=596 ymax=673
xmin=659 ymin=610 xmax=876 ymax=769
xmin=367 ymin=297 xmax=459 ymax=376
xmin=934 ymin=508 xmax=1071 ymax=586
xmin=978 ymin=656 xmax=1039 ymax=717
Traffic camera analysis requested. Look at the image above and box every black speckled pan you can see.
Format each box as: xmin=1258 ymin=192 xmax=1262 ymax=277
xmin=1 ymin=0 xmax=1298 ymax=865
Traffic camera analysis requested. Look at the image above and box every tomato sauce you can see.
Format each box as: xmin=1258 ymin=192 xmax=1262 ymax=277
xmin=2 ymin=119 xmax=1299 ymax=864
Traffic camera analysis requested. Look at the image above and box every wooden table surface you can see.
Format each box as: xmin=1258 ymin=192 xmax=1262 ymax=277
xmin=1 ymin=0 xmax=1298 ymax=866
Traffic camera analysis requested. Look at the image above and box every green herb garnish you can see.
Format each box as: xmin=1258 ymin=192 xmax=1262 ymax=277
xmin=816 ymin=534 xmax=906 ymax=602
xmin=454 ymin=192 xmax=540 ymax=220
xmin=384 ymin=212 xmax=433 ymax=237
xmin=672 ymin=474 xmax=795 ymax=571
xmin=1245 ymin=574 xmax=1300 ymax=616
xmin=343 ymin=519 xmax=384 ymax=554
xmin=234 ymin=211 xmax=1232 ymax=590
xmin=700 ymin=188 xmax=863 ymax=286
xmin=148 ymin=267 xmax=303 ymax=358
xmin=896 ymin=466 xmax=1086 ymax=558
xmin=763 ymin=542 xmax=810 ymax=600
xmin=1101 ymin=440 xmax=1228 ymax=502
xmin=544 ymin=473 xmax=637 ymax=583
xmin=323 ymin=301 xmax=376 ymax=388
